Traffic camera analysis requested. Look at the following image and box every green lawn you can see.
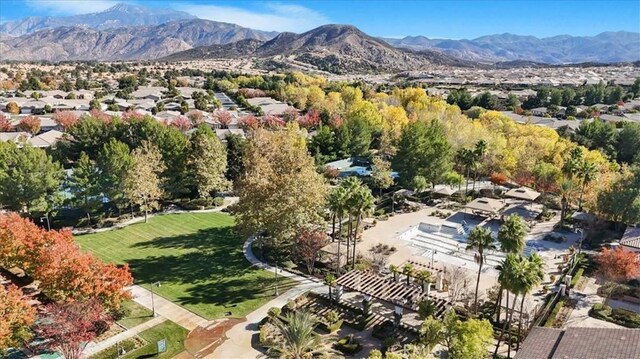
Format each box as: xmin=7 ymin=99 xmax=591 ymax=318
xmin=124 ymin=321 xmax=188 ymax=359
xmin=117 ymin=300 xmax=153 ymax=329
xmin=77 ymin=212 xmax=296 ymax=320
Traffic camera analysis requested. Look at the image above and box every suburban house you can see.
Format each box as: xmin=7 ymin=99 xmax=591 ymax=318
xmin=28 ymin=130 xmax=65 ymax=148
xmin=530 ymin=107 xmax=548 ymax=117
xmin=620 ymin=226 xmax=640 ymax=253
xmin=246 ymin=97 xmax=290 ymax=116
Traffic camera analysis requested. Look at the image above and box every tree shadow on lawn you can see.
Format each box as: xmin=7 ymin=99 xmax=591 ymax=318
xmin=126 ymin=227 xmax=257 ymax=296
xmin=177 ymin=277 xmax=299 ymax=308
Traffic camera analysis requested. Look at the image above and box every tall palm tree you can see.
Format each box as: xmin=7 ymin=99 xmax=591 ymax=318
xmin=493 ymin=254 xmax=529 ymax=359
xmin=329 ymin=187 xmax=348 ymax=274
xmin=456 ymin=148 xmax=476 ymax=198
xmin=466 ymin=226 xmax=497 ymax=313
xmin=472 ymin=140 xmax=487 ymax=191
xmin=341 ymin=177 xmax=361 ymax=266
xmin=350 ymin=186 xmax=375 ymax=267
xmin=498 ymin=214 xmax=527 ymax=254
xmin=559 ymin=178 xmax=574 ymax=228
xmin=403 ymin=263 xmax=415 ymax=286
xmin=495 ymin=214 xmax=527 ymax=320
xmin=577 ymin=160 xmax=597 ymax=211
xmin=516 ymin=254 xmax=545 ymax=351
xmin=267 ymin=311 xmax=335 ymax=358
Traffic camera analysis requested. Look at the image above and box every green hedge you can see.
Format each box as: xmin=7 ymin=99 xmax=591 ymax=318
xmin=590 ymin=304 xmax=640 ymax=328
xmin=571 ymin=268 xmax=584 ymax=287
xmin=544 ymin=299 xmax=565 ymax=327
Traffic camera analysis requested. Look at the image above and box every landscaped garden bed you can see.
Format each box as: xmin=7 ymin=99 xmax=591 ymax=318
xmin=589 ymin=304 xmax=640 ymax=328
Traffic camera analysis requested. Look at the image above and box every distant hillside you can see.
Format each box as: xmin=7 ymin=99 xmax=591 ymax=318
xmin=163 ymin=24 xmax=476 ymax=73
xmin=0 ymin=3 xmax=196 ymax=36
xmin=383 ymin=31 xmax=640 ymax=64
xmin=0 ymin=19 xmax=277 ymax=62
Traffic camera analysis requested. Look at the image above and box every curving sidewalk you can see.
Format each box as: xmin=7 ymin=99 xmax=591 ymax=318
xmin=206 ymin=237 xmax=328 ymax=359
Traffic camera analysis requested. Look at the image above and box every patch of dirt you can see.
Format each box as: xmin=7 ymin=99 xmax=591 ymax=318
xmin=184 ymin=318 xmax=246 ymax=358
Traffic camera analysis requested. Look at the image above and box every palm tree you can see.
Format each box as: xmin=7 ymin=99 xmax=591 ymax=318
xmin=577 ymin=160 xmax=597 ymax=211
xmin=415 ymin=270 xmax=432 ymax=292
xmin=498 ymin=214 xmax=527 ymax=254
xmin=350 ymin=186 xmax=375 ymax=267
xmin=494 ymin=214 xmax=527 ymax=320
xmin=516 ymin=254 xmax=545 ymax=351
xmin=267 ymin=311 xmax=335 ymax=358
xmin=559 ymin=178 xmax=574 ymax=228
xmin=403 ymin=263 xmax=415 ymax=286
xmin=466 ymin=226 xmax=497 ymax=313
xmin=456 ymin=148 xmax=476 ymax=198
xmin=493 ymin=254 xmax=529 ymax=359
xmin=329 ymin=187 xmax=348 ymax=274
xmin=390 ymin=264 xmax=400 ymax=282
xmin=473 ymin=140 xmax=487 ymax=191
xmin=341 ymin=177 xmax=361 ymax=266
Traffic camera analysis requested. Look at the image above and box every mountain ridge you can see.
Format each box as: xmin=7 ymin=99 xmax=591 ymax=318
xmin=383 ymin=31 xmax=640 ymax=63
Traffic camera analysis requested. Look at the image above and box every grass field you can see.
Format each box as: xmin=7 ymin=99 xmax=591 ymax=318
xmin=117 ymin=300 xmax=153 ymax=329
xmin=77 ymin=212 xmax=296 ymax=320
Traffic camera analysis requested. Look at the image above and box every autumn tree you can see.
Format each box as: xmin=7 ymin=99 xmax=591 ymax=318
xmin=596 ymin=246 xmax=640 ymax=283
xmin=188 ymin=125 xmax=230 ymax=199
xmin=371 ymin=156 xmax=394 ymax=196
xmin=52 ymin=110 xmax=79 ymax=130
xmin=6 ymin=101 xmax=19 ymax=114
xmin=296 ymin=228 xmax=329 ymax=274
xmin=213 ymin=110 xmax=232 ymax=129
xmin=393 ymin=119 xmax=453 ymax=188
xmin=17 ymin=115 xmax=41 ymax=135
xmin=186 ymin=109 xmax=204 ymax=126
xmin=0 ymin=113 xmax=11 ymax=131
xmin=33 ymin=299 xmax=111 ymax=359
xmin=0 ymin=141 xmax=64 ymax=213
xmin=170 ymin=116 xmax=192 ymax=132
xmin=123 ymin=141 xmax=165 ymax=222
xmin=240 ymin=114 xmax=259 ymax=131
xmin=0 ymin=285 xmax=36 ymax=353
xmin=235 ymin=125 xmax=327 ymax=258
xmin=597 ymin=166 xmax=640 ymax=226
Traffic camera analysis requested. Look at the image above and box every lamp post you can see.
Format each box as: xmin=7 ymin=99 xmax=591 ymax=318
xmin=274 ymin=261 xmax=279 ymax=296
xmin=577 ymin=229 xmax=584 ymax=254
xmin=150 ymin=281 xmax=161 ymax=317
xmin=40 ymin=216 xmax=50 ymax=231
xmin=431 ymin=249 xmax=438 ymax=267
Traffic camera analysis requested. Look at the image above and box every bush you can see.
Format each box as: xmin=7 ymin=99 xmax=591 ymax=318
xmin=611 ymin=308 xmax=640 ymax=328
xmin=212 ymin=196 xmax=224 ymax=207
xmin=544 ymin=299 xmax=565 ymax=327
xmin=571 ymin=268 xmax=584 ymax=287
xmin=335 ymin=335 xmax=362 ymax=355
xmin=267 ymin=307 xmax=281 ymax=318
xmin=589 ymin=304 xmax=640 ymax=328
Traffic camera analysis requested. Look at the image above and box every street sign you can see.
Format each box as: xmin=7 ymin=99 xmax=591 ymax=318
xmin=157 ymin=338 xmax=167 ymax=353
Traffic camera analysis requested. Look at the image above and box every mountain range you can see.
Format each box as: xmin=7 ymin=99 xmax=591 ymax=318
xmin=161 ymin=25 xmax=474 ymax=73
xmin=382 ymin=31 xmax=640 ymax=64
xmin=0 ymin=2 xmax=638 ymax=71
xmin=0 ymin=3 xmax=196 ymax=36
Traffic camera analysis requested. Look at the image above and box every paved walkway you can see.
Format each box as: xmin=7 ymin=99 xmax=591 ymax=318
xmin=207 ymin=237 xmax=328 ymax=359
xmin=83 ymin=316 xmax=167 ymax=356
xmin=129 ymin=285 xmax=210 ymax=331
xmin=563 ymin=277 xmax=623 ymax=329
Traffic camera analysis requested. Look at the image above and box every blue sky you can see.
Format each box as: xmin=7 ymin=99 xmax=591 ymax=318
xmin=1 ymin=0 xmax=639 ymax=38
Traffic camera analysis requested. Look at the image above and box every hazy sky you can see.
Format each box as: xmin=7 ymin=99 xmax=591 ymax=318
xmin=2 ymin=0 xmax=639 ymax=38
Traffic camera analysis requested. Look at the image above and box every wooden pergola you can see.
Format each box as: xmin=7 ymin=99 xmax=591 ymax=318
xmin=336 ymin=269 xmax=451 ymax=316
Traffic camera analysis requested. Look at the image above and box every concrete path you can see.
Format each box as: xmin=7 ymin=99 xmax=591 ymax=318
xmin=129 ymin=285 xmax=210 ymax=331
xmin=83 ymin=316 xmax=167 ymax=356
xmin=563 ymin=277 xmax=623 ymax=329
xmin=207 ymin=237 xmax=328 ymax=359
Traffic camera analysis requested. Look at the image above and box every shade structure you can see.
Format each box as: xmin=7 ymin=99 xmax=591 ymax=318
xmin=505 ymin=187 xmax=541 ymax=201
xmin=465 ymin=197 xmax=504 ymax=215
xmin=571 ymin=211 xmax=596 ymax=222
xmin=433 ymin=185 xmax=457 ymax=196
